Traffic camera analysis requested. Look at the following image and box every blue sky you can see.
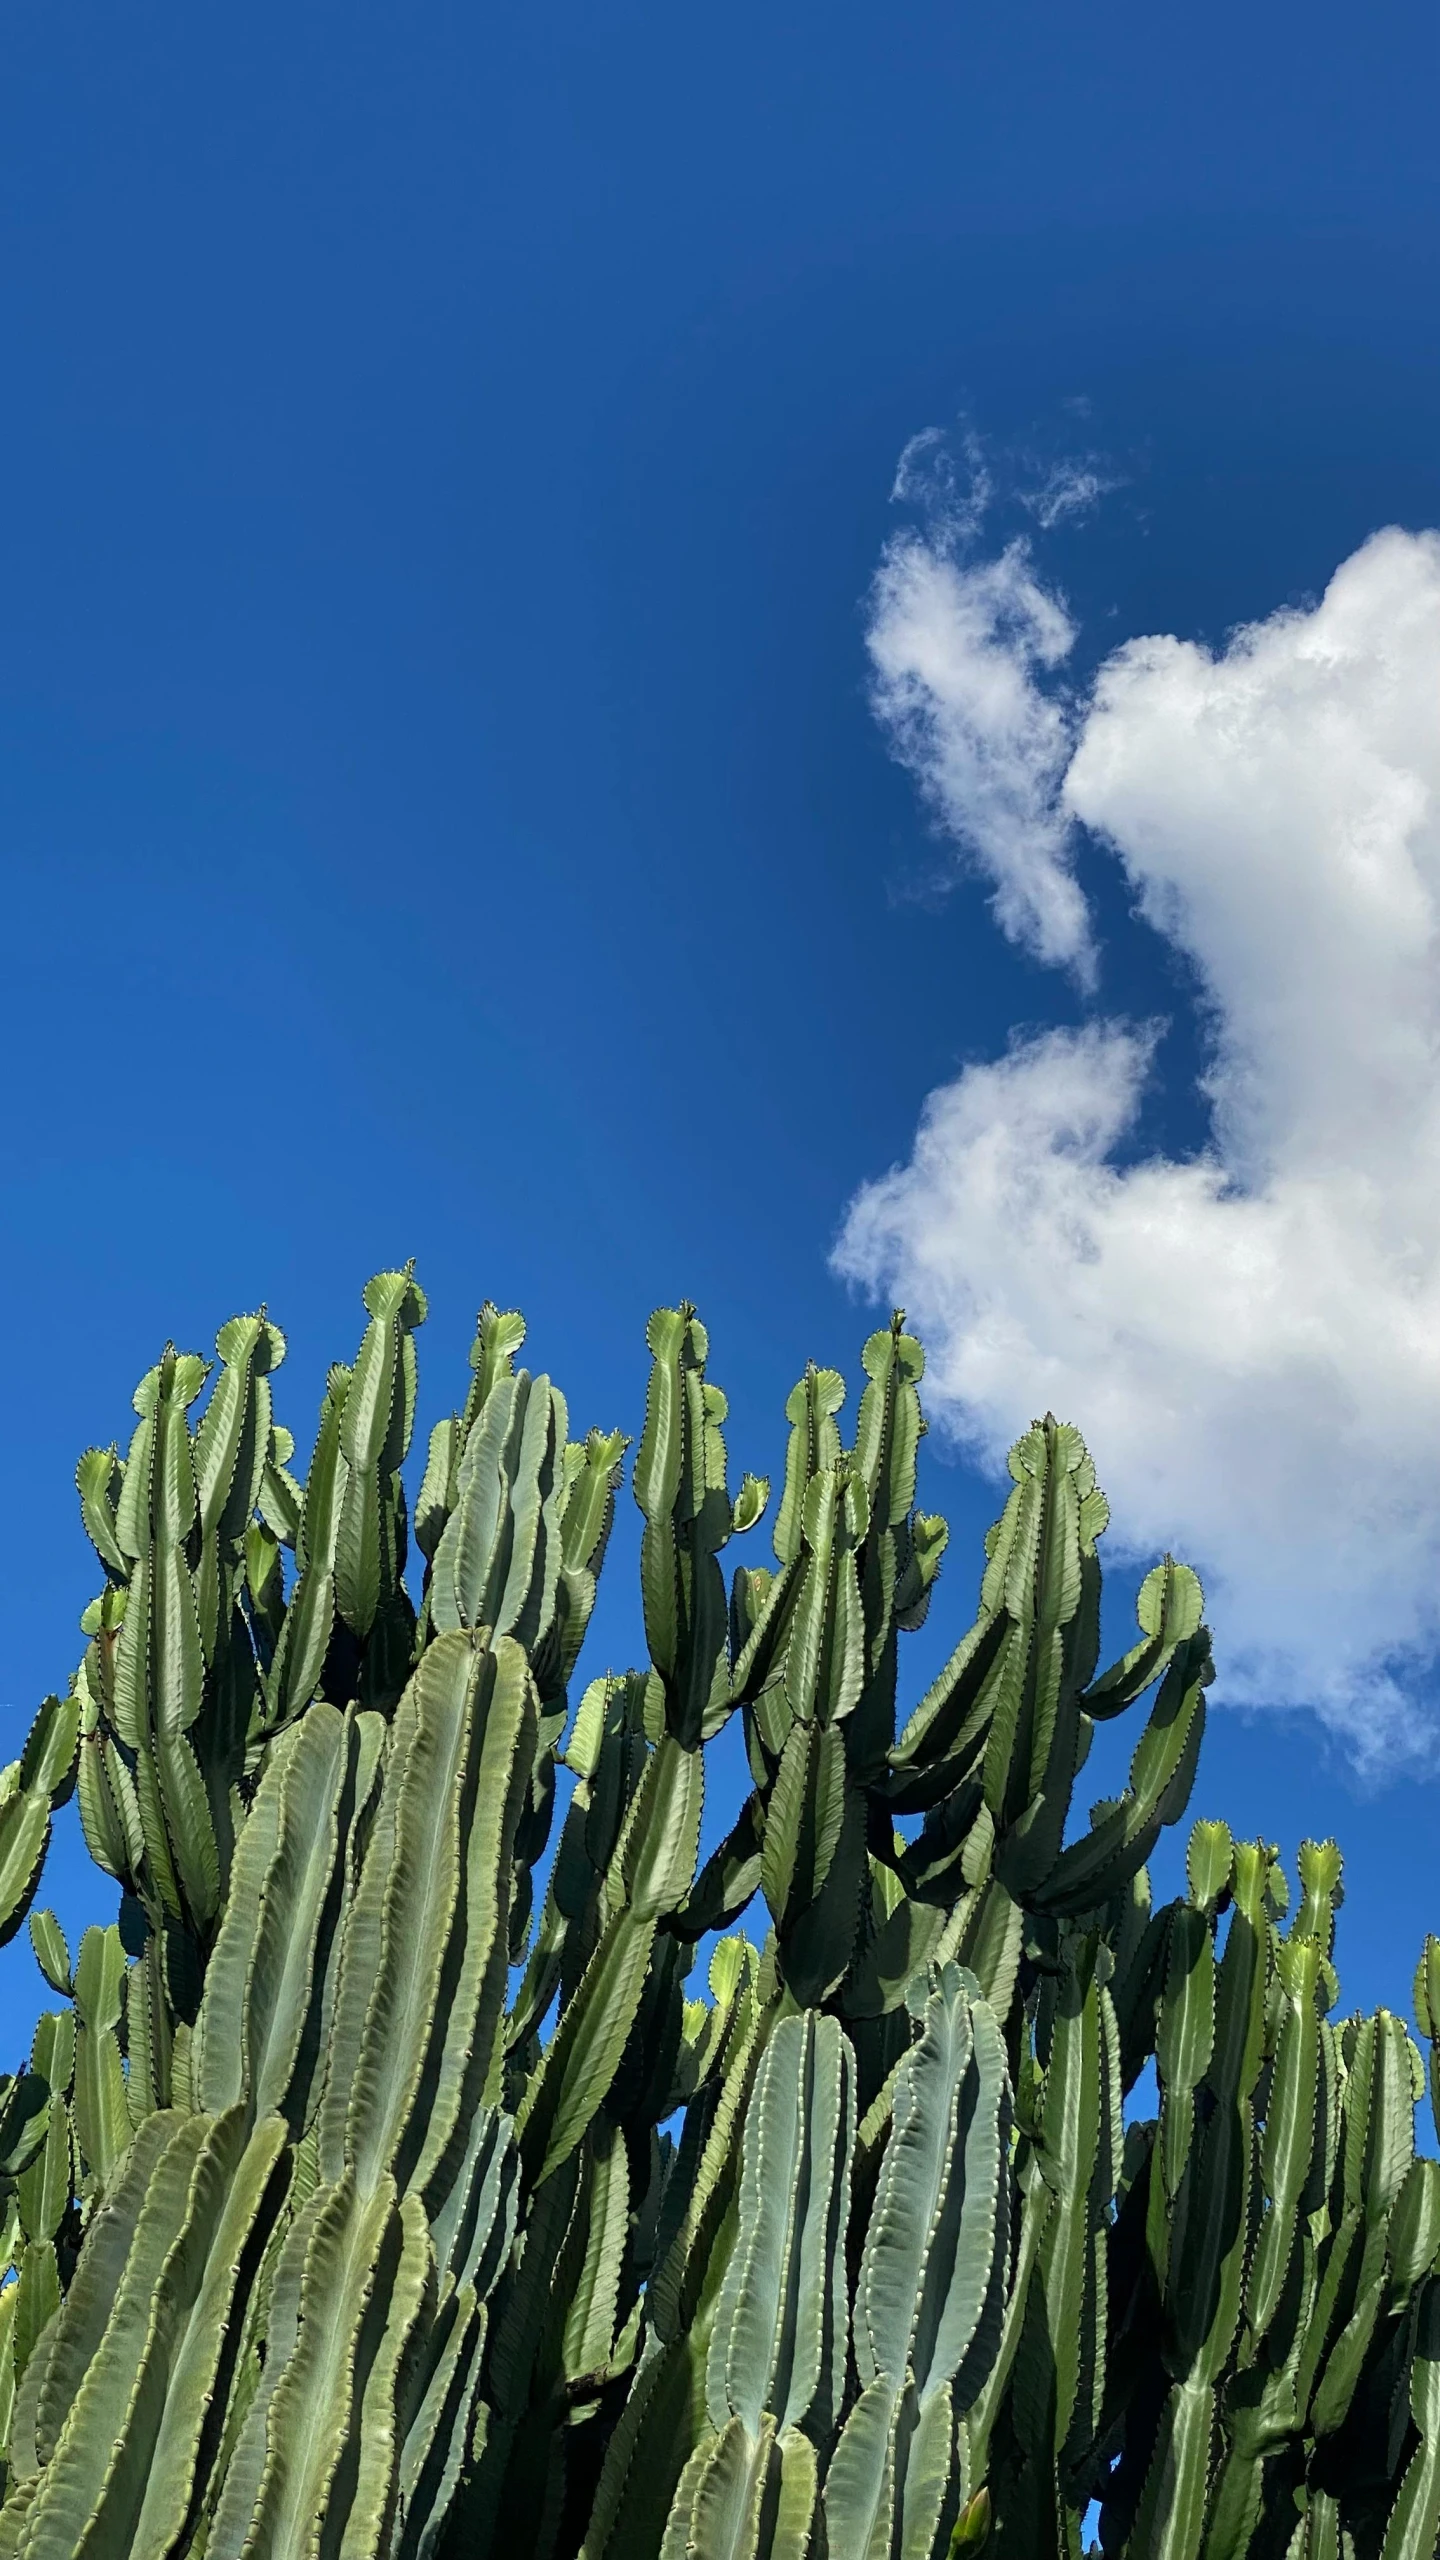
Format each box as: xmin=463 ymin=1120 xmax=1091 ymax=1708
xmin=3 ymin=0 xmax=1440 ymax=2040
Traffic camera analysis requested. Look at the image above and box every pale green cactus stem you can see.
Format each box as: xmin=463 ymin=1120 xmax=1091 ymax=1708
xmin=651 ymin=2012 xmax=854 ymax=2560
xmin=824 ymin=1967 xmax=1011 ymax=2560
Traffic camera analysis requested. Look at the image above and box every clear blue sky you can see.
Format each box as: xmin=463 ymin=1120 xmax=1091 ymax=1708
xmin=3 ymin=1 xmax=1439 ymax=2044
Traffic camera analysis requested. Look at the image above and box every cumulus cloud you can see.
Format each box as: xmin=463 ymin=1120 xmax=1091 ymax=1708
xmin=840 ymin=524 xmax=1440 ymax=1763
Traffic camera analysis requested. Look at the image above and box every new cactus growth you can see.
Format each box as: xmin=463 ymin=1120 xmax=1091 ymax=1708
xmin=0 ymin=1272 xmax=1431 ymax=2559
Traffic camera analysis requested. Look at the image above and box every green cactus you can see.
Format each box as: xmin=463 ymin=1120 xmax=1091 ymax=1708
xmin=3 ymin=1270 xmax=1440 ymax=2560
xmin=0 ymin=1697 xmax=80 ymax=1955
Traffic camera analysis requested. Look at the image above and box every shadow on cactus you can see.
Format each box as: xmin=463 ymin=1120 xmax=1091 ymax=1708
xmin=0 ymin=1271 xmax=1431 ymax=2560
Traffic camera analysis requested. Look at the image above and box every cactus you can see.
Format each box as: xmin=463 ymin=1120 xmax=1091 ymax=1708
xmin=0 ymin=1697 xmax=79 ymax=1955
xmin=0 ymin=1272 xmax=1437 ymax=2560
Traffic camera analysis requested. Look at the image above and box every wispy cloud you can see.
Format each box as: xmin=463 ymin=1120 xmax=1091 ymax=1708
xmin=867 ymin=423 xmax=1122 ymax=977
xmin=889 ymin=425 xmax=994 ymax=537
xmin=842 ymin=519 xmax=1440 ymax=1766
xmin=868 ymin=536 xmax=1092 ymax=974
xmin=1018 ymin=458 xmax=1118 ymax=529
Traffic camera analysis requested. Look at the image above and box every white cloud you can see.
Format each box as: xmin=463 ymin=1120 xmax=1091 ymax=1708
xmin=1018 ymin=459 xmax=1115 ymax=530
xmin=868 ymin=536 xmax=1093 ymax=976
xmin=890 ymin=426 xmax=994 ymax=538
xmin=840 ymin=525 xmax=1440 ymax=1764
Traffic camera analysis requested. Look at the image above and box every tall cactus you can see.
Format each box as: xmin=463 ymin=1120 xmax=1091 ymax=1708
xmin=0 ymin=1270 xmax=1437 ymax=2560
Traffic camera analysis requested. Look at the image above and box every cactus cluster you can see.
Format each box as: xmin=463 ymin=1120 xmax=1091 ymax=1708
xmin=0 ymin=1272 xmax=1431 ymax=2558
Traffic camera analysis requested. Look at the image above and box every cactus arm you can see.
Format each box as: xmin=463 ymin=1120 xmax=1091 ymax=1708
xmin=1032 ymin=1942 xmax=1107 ymax=2464
xmin=11 ymin=2250 xmax=60 ymax=2408
xmin=206 ymin=2172 xmax=398 ymax=2560
xmin=0 ymin=1794 xmax=51 ymax=1960
xmin=495 ymin=1378 xmax=565 ymax=1645
xmin=1082 ymin=1558 xmax=1204 ymax=1719
xmin=109 ymin=2109 xmax=290 ymax=2557
xmin=571 ymin=2324 xmax=707 ymax=2560
xmin=561 ymin=1429 xmax=628 ymax=1593
xmin=518 ymin=1898 xmax=663 ymax=2190
xmin=27 ymin=1915 xmax=70 ymax=2003
xmin=15 ymin=2086 xmax=70 ymax=2257
xmin=1246 ymin=1937 xmax=1321 ymax=2345
xmin=707 ymin=2013 xmax=854 ymax=2443
xmin=333 ymin=1267 xmax=426 ymax=1646
xmin=561 ymin=2128 xmax=631 ymax=2390
xmin=1185 ymin=1817 xmax=1233 ymax=1914
xmin=333 ymin=2190 xmax=434 ymax=2560
xmin=13 ymin=2111 xmax=210 ymax=2554
xmin=191 ymin=1704 xmax=351 ymax=2124
xmin=783 ymin=1469 xmax=865 ymax=1731
xmin=634 ymin=1311 xmax=737 ymax=1748
xmin=1169 ymin=2094 xmax=1251 ymax=2385
xmin=633 ymin=1310 xmax=689 ymax=1526
xmin=194 ymin=1314 xmax=285 ymax=1544
xmin=339 ymin=1275 xmax=414 ymax=1480
xmin=25 ymin=2109 xmax=179 ymax=2474
xmin=820 ymin=2372 xmax=899 ymax=2560
xmin=555 ymin=1430 xmax=629 ymax=1688
xmin=660 ymin=2411 xmax=775 ymax=2560
xmin=259 ymin=1427 xmax=305 ymax=1553
xmin=241 ymin=1709 xmax=353 ymax=2127
xmin=649 ymin=1992 xmax=767 ymax=2350
xmin=852 ymin=1319 xmax=924 ymax=1529
xmin=1415 ymin=1937 xmax=1440 ymax=2145
xmin=187 ymin=1743 xmax=286 ymax=2114
xmin=272 ymin=1362 xmax=351 ymax=1719
xmin=414 ymin=1416 xmax=459 ymax=1570
xmin=1032 ymin=1633 xmax=1211 ymax=1919
xmin=1293 ymin=1837 xmax=1343 ymax=1956
xmin=197 ymin=2159 xmax=311 ymax=2554
xmin=332 ymin=1636 xmax=487 ymax=2194
xmin=0 ymin=1695 xmax=81 ymax=1950
xmin=1155 ymin=1905 xmax=1215 ymax=2201
xmin=1123 ymin=2375 xmax=1214 ymax=2560
xmin=962 ymin=2147 xmax=1052 ymax=2485
xmin=458 ymin=1302 xmax=528 ymax=1447
xmin=1388 ymin=2160 xmax=1440 ymax=2315
xmin=75 ymin=1448 xmax=127 ymax=1583
xmin=728 ymin=1561 xmax=802 ymax=1718
xmin=774 ymin=1367 xmax=846 ymax=1567
xmin=777 ymin=1792 xmax=868 ymax=2012
xmin=430 ymin=1371 xmax=521 ymax=1636
xmin=761 ymin=1723 xmax=847 ymax=1945
xmin=72 ymin=1924 xmax=130 ymax=2188
xmin=517 ymin=1731 xmax=702 ymax=2184
xmin=1304 ymin=2011 xmax=1418 ymax=2440
xmin=886 ymin=1610 xmax=1007 ymax=1813
xmin=391 ymin=2287 xmax=485 ymax=2557
xmin=1381 ymin=2278 xmax=1440 ymax=2560
xmin=405 ymin=1643 xmax=534 ymax=2183
xmin=669 ymin=1799 xmax=763 ymax=1943
xmin=896 ymin=2379 xmax=957 ymax=2560
xmin=854 ymin=1971 xmax=1010 ymax=2418
xmin=843 ymin=1886 xmax=950 ymax=2024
